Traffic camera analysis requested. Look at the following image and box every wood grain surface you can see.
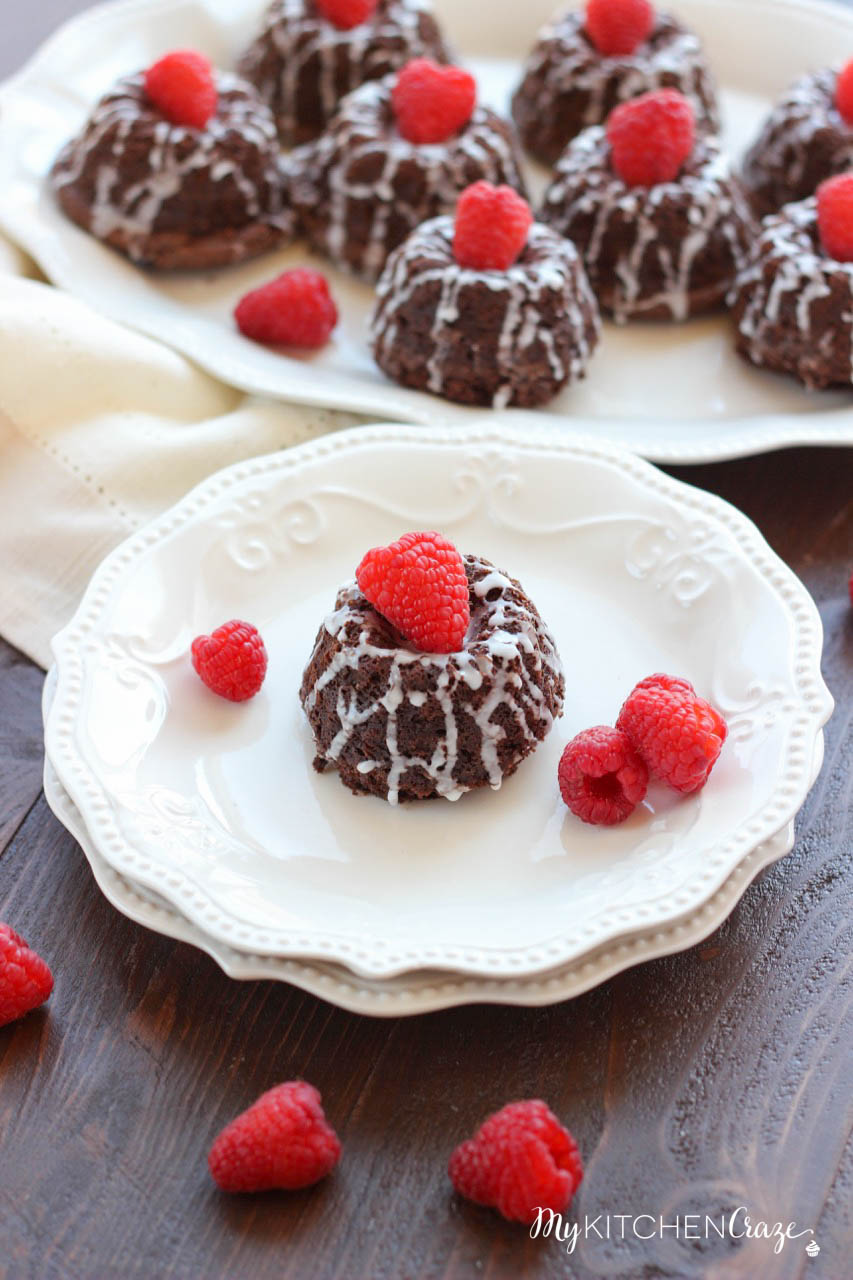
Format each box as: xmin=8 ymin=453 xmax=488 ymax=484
xmin=1 ymin=447 xmax=851 ymax=1280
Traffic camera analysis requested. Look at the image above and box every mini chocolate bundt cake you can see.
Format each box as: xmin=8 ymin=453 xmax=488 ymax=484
xmin=300 ymin=556 xmax=565 ymax=804
xmin=512 ymin=7 xmax=719 ymax=167
xmin=539 ymin=124 xmax=756 ymax=322
xmin=731 ymin=195 xmax=853 ymax=389
xmin=741 ymin=68 xmax=853 ymax=216
xmin=51 ymin=71 xmax=295 ymax=270
xmin=237 ymin=0 xmax=449 ymax=147
xmin=290 ymin=74 xmax=527 ymax=282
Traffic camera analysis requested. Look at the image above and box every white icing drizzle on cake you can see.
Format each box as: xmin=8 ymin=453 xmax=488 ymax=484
xmin=540 ymin=129 xmax=754 ymax=323
xmin=732 ymin=197 xmax=853 ymax=388
xmin=301 ymin=557 xmax=564 ymax=805
xmin=51 ymin=73 xmax=292 ymax=261
xmin=514 ymin=10 xmax=719 ymax=136
xmin=741 ymin=68 xmax=853 ymax=209
xmin=370 ymin=215 xmax=600 ymax=407
xmin=290 ymin=76 xmax=526 ymax=281
xmin=239 ymin=0 xmax=444 ymax=145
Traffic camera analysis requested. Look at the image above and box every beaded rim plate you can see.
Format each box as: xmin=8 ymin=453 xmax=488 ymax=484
xmin=1 ymin=0 xmax=853 ymax=462
xmin=44 ymin=422 xmax=833 ymax=979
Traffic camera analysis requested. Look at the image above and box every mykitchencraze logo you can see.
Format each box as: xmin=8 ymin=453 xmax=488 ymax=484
xmin=530 ymin=1208 xmax=817 ymax=1257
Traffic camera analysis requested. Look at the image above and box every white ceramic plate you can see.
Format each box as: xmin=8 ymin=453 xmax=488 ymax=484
xmin=1 ymin=0 xmax=852 ymax=463
xmin=44 ymin=421 xmax=833 ymax=979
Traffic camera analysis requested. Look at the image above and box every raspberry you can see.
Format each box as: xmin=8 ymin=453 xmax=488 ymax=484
xmin=607 ymin=89 xmax=695 ymax=186
xmin=209 ymin=1081 xmax=341 ymax=1192
xmin=558 ymin=725 xmax=649 ymax=825
xmin=235 ymin=269 xmax=338 ymax=348
xmin=817 ymin=173 xmax=853 ymax=263
xmin=144 ymin=50 xmax=218 ymax=130
xmin=356 ymin=531 xmax=470 ymax=654
xmin=453 ymin=182 xmax=533 ymax=271
xmin=0 ymin=924 xmax=53 ymax=1028
xmin=585 ymin=0 xmax=655 ymax=56
xmin=449 ymin=1100 xmax=583 ymax=1224
xmin=392 ymin=59 xmax=477 ymax=145
xmin=617 ymin=673 xmax=727 ymax=794
xmin=191 ymin=620 xmax=268 ymax=702
xmin=315 ymin=0 xmax=377 ymax=30
xmin=836 ymin=59 xmax=853 ymax=125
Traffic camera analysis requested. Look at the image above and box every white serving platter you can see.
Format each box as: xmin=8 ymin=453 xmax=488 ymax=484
xmin=1 ymin=0 xmax=852 ymax=461
xmin=44 ymin=422 xmax=833 ymax=979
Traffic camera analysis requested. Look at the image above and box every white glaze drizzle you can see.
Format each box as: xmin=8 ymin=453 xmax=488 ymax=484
xmin=51 ymin=73 xmax=292 ymax=261
xmin=540 ymin=128 xmax=754 ymax=323
xmin=370 ymin=215 xmax=600 ymax=406
xmin=239 ymin=0 xmax=444 ymax=145
xmin=514 ymin=10 xmax=719 ymax=137
xmin=732 ymin=197 xmax=853 ymax=388
xmin=742 ymin=68 xmax=853 ymax=208
xmin=302 ymin=557 xmax=564 ymax=805
xmin=291 ymin=76 xmax=526 ymax=281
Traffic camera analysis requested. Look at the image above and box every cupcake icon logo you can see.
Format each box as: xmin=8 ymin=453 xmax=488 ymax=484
xmin=806 ymin=1240 xmax=820 ymax=1258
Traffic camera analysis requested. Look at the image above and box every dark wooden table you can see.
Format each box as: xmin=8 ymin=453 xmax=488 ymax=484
xmin=3 ymin=5 xmax=853 ymax=1278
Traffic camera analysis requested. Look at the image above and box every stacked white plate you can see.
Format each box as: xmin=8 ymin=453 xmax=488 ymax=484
xmin=42 ymin=421 xmax=833 ymax=1014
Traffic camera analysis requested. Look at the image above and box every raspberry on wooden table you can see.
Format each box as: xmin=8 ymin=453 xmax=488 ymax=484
xmin=144 ymin=50 xmax=218 ymax=130
xmin=209 ymin=1081 xmax=341 ymax=1192
xmin=449 ymin=1100 xmax=584 ymax=1224
xmin=558 ymin=725 xmax=649 ymax=825
xmin=453 ymin=181 xmax=533 ymax=271
xmin=585 ymin=0 xmax=655 ymax=57
xmin=817 ymin=173 xmax=853 ymax=263
xmin=391 ymin=59 xmax=477 ymax=145
xmin=0 ymin=924 xmax=53 ymax=1028
xmin=315 ymin=0 xmax=378 ymax=30
xmin=191 ymin=620 xmax=268 ymax=702
xmin=235 ymin=269 xmax=338 ymax=348
xmin=356 ymin=531 xmax=470 ymax=654
xmin=607 ymin=89 xmax=695 ymax=186
xmin=836 ymin=58 xmax=853 ymax=125
xmin=617 ymin=672 xmax=727 ymax=794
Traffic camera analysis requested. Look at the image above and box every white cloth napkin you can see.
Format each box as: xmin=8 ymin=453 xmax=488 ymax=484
xmin=0 ymin=238 xmax=361 ymax=669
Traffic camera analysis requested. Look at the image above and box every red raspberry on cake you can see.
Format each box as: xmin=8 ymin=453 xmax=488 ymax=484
xmin=356 ymin=531 xmax=470 ymax=654
xmin=315 ymin=0 xmax=378 ymax=30
xmin=144 ymin=50 xmax=218 ymax=130
xmin=392 ymin=59 xmax=477 ymax=145
xmin=617 ymin=673 xmax=727 ymax=794
xmin=191 ymin=620 xmax=268 ymax=702
xmin=817 ymin=173 xmax=853 ymax=263
xmin=449 ymin=1100 xmax=583 ymax=1224
xmin=558 ymin=725 xmax=648 ymax=826
xmin=585 ymin=0 xmax=655 ymax=57
xmin=836 ymin=58 xmax=853 ymax=125
xmin=0 ymin=923 xmax=53 ymax=1028
xmin=607 ymin=88 xmax=695 ymax=186
xmin=235 ymin=269 xmax=338 ymax=348
xmin=453 ymin=181 xmax=533 ymax=271
xmin=209 ymin=1081 xmax=341 ymax=1192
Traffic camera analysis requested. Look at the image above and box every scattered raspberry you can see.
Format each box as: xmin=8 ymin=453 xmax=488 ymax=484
xmin=0 ymin=924 xmax=53 ymax=1028
xmin=449 ymin=1100 xmax=583 ymax=1224
xmin=617 ymin=673 xmax=727 ymax=794
xmin=191 ymin=620 xmax=268 ymax=702
xmin=356 ymin=531 xmax=470 ymax=654
xmin=836 ymin=59 xmax=853 ymax=125
xmin=144 ymin=50 xmax=218 ymax=129
xmin=392 ymin=59 xmax=477 ymax=145
xmin=585 ymin=0 xmax=655 ymax=56
xmin=235 ymin=269 xmax=338 ymax=348
xmin=315 ymin=0 xmax=377 ymax=30
xmin=607 ymin=89 xmax=695 ymax=186
xmin=453 ymin=181 xmax=533 ymax=271
xmin=817 ymin=173 xmax=853 ymax=263
xmin=558 ymin=725 xmax=649 ymax=825
xmin=209 ymin=1081 xmax=341 ymax=1192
